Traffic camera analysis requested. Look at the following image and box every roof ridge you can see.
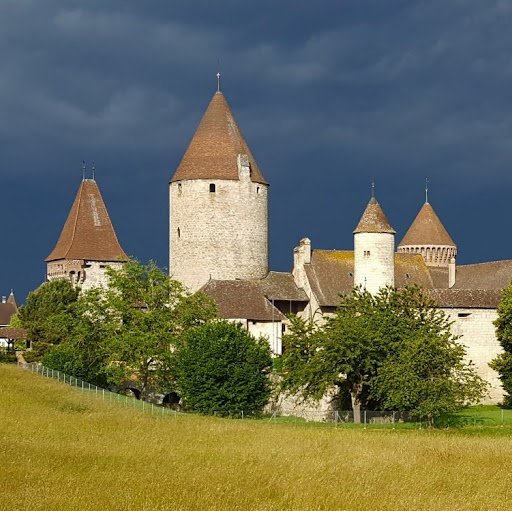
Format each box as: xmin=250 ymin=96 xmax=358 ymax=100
xmin=64 ymin=179 xmax=86 ymax=259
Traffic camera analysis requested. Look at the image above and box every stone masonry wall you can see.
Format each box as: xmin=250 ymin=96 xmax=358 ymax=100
xmin=170 ymin=178 xmax=269 ymax=292
xmin=47 ymin=260 xmax=124 ymax=291
xmin=354 ymin=232 xmax=395 ymax=294
xmin=445 ymin=308 xmax=504 ymax=404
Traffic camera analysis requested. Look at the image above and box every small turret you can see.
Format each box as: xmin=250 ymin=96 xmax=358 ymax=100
xmin=353 ymin=196 xmax=395 ymax=294
xmin=398 ymin=199 xmax=456 ymax=268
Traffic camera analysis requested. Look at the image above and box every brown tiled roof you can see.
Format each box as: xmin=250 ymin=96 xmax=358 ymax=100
xmin=171 ymin=92 xmax=268 ymax=185
xmin=0 ymin=303 xmax=17 ymax=326
xmin=201 ymin=280 xmax=284 ymax=321
xmin=394 ymin=253 xmax=435 ymax=289
xmin=353 ymin=197 xmax=395 ymax=234
xmin=428 ymin=267 xmax=450 ymax=289
xmin=399 ymin=202 xmax=455 ymax=247
xmin=46 ymin=179 xmax=129 ymax=263
xmin=0 ymin=327 xmax=27 ymax=339
xmin=257 ymin=272 xmax=308 ymax=301
xmin=452 ymin=260 xmax=512 ymax=290
xmin=304 ymin=250 xmax=434 ymax=307
xmin=427 ymin=289 xmax=502 ymax=309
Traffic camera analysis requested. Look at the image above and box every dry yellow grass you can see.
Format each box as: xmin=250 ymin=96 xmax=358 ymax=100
xmin=2 ymin=364 xmax=512 ymax=511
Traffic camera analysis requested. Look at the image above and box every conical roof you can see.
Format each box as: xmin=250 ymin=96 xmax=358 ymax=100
xmin=45 ymin=179 xmax=129 ymax=262
xmin=171 ymin=91 xmax=268 ymax=184
xmin=354 ymin=197 xmax=396 ymax=234
xmin=6 ymin=291 xmax=18 ymax=309
xmin=399 ymin=202 xmax=455 ymax=247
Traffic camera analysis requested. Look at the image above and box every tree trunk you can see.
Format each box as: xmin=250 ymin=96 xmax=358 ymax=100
xmin=350 ymin=383 xmax=363 ymax=424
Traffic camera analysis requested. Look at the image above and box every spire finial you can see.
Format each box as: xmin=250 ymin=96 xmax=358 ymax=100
xmin=425 ymin=178 xmax=429 ymax=204
xmin=82 ymin=160 xmax=86 ymax=181
xmin=92 ymin=161 xmax=96 ymax=181
xmin=371 ymin=178 xmax=375 ymax=198
xmin=216 ymin=72 xmax=221 ymax=92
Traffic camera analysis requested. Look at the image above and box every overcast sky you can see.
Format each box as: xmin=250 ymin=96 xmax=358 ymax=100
xmin=3 ymin=0 xmax=512 ymax=302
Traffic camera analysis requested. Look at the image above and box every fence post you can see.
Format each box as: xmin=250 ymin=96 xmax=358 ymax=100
xmin=82 ymin=381 xmax=84 ymax=392
xmin=241 ymin=410 xmax=244 ymax=420
xmin=335 ymin=410 xmax=339 ymax=428
xmin=393 ymin=411 xmax=396 ymax=430
xmin=364 ymin=410 xmax=367 ymax=429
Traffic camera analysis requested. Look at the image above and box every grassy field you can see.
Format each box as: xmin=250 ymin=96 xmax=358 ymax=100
xmin=2 ymin=365 xmax=512 ymax=511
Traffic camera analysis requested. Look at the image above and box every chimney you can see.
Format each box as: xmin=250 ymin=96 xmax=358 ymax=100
xmin=300 ymin=238 xmax=312 ymax=265
xmin=1 ymin=296 xmax=6 ymax=303
xmin=448 ymin=257 xmax=456 ymax=288
xmin=237 ymin=154 xmax=251 ymax=180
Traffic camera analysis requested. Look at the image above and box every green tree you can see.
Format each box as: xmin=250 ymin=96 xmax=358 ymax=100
xmin=490 ymin=285 xmax=512 ymax=404
xmin=17 ymin=279 xmax=79 ymax=357
xmin=281 ymin=286 xmax=486 ymax=425
xmin=42 ymin=261 xmax=217 ymax=395
xmin=175 ymin=321 xmax=272 ymax=415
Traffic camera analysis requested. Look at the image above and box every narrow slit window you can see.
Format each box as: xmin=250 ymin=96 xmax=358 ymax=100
xmin=257 ymin=186 xmax=260 ymax=194
xmin=178 ymin=183 xmax=182 ymax=196
xmin=177 ymin=228 xmax=181 ymax=238
xmin=209 ymin=183 xmax=216 ymax=193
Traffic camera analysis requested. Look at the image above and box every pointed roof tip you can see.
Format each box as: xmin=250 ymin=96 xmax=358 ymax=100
xmin=45 ymin=179 xmax=129 ymax=263
xmin=399 ymin=201 xmax=456 ymax=247
xmin=170 ymin=90 xmax=268 ymax=185
xmin=354 ymin=196 xmax=396 ymax=234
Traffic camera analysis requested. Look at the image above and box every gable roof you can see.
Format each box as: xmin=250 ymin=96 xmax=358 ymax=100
xmin=353 ymin=197 xmax=395 ymax=234
xmin=399 ymin=202 xmax=455 ymax=247
xmin=257 ymin=271 xmax=308 ymax=302
xmin=0 ymin=302 xmax=17 ymax=326
xmin=170 ymin=91 xmax=267 ymax=184
xmin=45 ymin=179 xmax=129 ymax=263
xmin=201 ymin=280 xmax=284 ymax=321
xmin=427 ymin=289 xmax=502 ymax=309
xmin=303 ymin=250 xmax=434 ymax=307
xmin=452 ymin=260 xmax=512 ymax=290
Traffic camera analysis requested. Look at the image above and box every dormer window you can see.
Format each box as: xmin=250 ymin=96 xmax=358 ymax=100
xmin=209 ymin=183 xmax=216 ymax=193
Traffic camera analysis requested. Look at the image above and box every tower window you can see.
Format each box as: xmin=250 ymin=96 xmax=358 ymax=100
xmin=209 ymin=183 xmax=216 ymax=193
xmin=348 ymin=272 xmax=353 ymax=277
xmin=364 ymin=250 xmax=371 ymax=257
xmin=177 ymin=228 xmax=181 ymax=238
xmin=178 ymin=183 xmax=182 ymax=196
xmin=405 ymin=273 xmax=411 ymax=279
xmin=257 ymin=186 xmax=260 ymax=194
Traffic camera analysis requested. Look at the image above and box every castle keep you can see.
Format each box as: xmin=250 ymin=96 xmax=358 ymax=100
xmin=169 ymin=90 xmax=269 ymax=292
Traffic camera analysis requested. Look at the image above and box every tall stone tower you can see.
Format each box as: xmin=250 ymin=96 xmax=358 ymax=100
xmin=353 ymin=195 xmax=396 ymax=294
xmin=46 ymin=178 xmax=129 ymax=291
xmin=169 ymin=87 xmax=269 ymax=292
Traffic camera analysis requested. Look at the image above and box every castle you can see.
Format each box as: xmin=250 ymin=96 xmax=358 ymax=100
xmin=46 ymin=83 xmax=511 ymax=404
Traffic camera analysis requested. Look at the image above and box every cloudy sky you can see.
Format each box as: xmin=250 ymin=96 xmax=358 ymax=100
xmin=3 ymin=0 xmax=512 ymax=301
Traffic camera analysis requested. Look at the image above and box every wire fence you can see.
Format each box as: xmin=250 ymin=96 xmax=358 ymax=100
xmin=18 ymin=362 xmax=181 ymax=419
xmin=17 ymin=362 xmax=512 ymax=429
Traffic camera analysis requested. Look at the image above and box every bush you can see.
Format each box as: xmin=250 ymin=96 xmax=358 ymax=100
xmin=176 ymin=321 xmax=272 ymax=416
xmin=0 ymin=351 xmax=17 ymax=363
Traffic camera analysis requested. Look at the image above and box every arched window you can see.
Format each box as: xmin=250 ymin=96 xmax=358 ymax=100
xmin=209 ymin=183 xmax=216 ymax=193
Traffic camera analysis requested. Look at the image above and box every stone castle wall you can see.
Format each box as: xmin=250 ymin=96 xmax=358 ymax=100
xmin=354 ymin=232 xmax=395 ymax=294
xmin=47 ymin=260 xmax=124 ymax=291
xmin=169 ymin=178 xmax=269 ymax=292
xmin=445 ymin=308 xmax=504 ymax=404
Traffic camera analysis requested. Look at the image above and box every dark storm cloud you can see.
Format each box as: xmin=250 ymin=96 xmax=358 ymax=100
xmin=3 ymin=0 xmax=512 ymax=300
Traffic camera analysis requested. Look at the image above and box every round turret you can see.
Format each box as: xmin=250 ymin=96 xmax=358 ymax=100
xmin=397 ymin=201 xmax=456 ymax=267
xmin=353 ymin=196 xmax=395 ymax=294
xmin=169 ymin=91 xmax=269 ymax=292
